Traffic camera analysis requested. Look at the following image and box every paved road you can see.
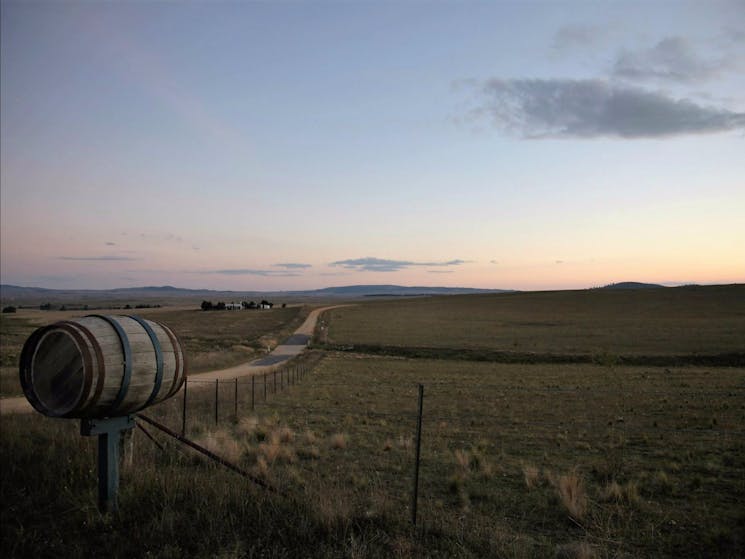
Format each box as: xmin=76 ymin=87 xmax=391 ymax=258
xmin=0 ymin=305 xmax=348 ymax=415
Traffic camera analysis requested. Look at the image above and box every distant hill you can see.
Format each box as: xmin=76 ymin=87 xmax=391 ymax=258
xmin=291 ymin=285 xmax=513 ymax=297
xmin=601 ymin=282 xmax=666 ymax=290
xmin=0 ymin=284 xmax=514 ymax=304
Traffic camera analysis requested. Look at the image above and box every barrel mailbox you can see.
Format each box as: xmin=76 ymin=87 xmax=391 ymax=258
xmin=20 ymin=315 xmax=186 ymax=418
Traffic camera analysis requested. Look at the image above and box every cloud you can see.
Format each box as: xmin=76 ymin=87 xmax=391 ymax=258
xmin=200 ymin=269 xmax=301 ymax=277
xmin=330 ymin=257 xmax=467 ymax=273
xmin=613 ymin=37 xmax=731 ymax=83
xmin=105 ymin=241 xmax=116 ymax=246
xmin=552 ymin=23 xmax=608 ymax=52
xmin=472 ymin=78 xmax=745 ymax=138
xmin=490 ymin=260 xmax=499 ymax=265
xmin=58 ymin=255 xmax=139 ymax=261
xmin=274 ymin=263 xmax=312 ymax=269
xmin=427 ymin=270 xmax=454 ymax=274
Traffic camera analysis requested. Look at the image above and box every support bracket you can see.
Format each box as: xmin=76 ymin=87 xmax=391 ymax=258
xmin=81 ymin=415 xmax=136 ymax=513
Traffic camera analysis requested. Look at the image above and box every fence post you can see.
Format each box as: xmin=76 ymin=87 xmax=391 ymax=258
xmin=411 ymin=383 xmax=424 ymax=526
xmin=274 ymin=370 xmax=277 ymax=393
xmin=234 ymin=378 xmax=238 ymax=420
xmin=181 ymin=378 xmax=188 ymax=436
xmin=251 ymin=375 xmax=255 ymax=411
xmin=264 ymin=373 xmax=267 ymax=400
xmin=215 ymin=379 xmax=219 ymax=425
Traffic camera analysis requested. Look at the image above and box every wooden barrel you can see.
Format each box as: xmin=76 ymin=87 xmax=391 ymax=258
xmin=19 ymin=315 xmax=186 ymax=418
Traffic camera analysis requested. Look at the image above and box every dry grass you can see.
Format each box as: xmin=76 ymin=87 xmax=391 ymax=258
xmin=322 ymin=285 xmax=745 ymax=357
xmin=523 ymin=464 xmax=541 ymax=489
xmin=554 ymin=469 xmax=588 ymax=521
xmin=329 ymin=433 xmax=347 ymax=449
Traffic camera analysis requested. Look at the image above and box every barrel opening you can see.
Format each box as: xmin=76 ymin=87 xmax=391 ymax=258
xmin=32 ymin=331 xmax=85 ymax=415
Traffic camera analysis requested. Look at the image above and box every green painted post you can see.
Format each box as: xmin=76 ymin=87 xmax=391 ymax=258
xmin=81 ymin=416 xmax=135 ymax=514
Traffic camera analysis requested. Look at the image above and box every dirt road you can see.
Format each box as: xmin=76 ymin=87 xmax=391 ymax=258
xmin=0 ymin=304 xmax=345 ymax=416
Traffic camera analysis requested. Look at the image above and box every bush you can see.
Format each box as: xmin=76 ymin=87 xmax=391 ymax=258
xmin=1 ymin=306 xmax=16 ymax=313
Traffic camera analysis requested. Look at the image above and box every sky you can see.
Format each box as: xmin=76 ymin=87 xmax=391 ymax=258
xmin=1 ymin=0 xmax=744 ymax=292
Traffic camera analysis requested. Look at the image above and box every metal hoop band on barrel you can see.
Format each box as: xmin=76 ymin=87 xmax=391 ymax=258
xmin=126 ymin=315 xmax=164 ymax=410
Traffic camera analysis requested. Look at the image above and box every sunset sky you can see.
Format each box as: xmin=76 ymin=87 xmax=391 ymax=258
xmin=1 ymin=1 xmax=743 ymax=291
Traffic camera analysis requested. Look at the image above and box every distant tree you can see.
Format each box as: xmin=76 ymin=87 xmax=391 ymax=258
xmin=201 ymin=300 xmax=213 ymax=311
xmin=124 ymin=304 xmax=132 ymax=310
xmin=2 ymin=306 xmax=16 ymax=313
xmin=247 ymin=301 xmax=258 ymax=309
xmin=59 ymin=305 xmax=67 ymax=311
xmin=281 ymin=303 xmax=287 ymax=308
xmin=215 ymin=301 xmax=226 ymax=311
xmin=40 ymin=303 xmax=52 ymax=311
xmin=241 ymin=301 xmax=250 ymax=309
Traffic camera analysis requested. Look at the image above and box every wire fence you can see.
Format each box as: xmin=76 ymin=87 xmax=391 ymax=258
xmin=139 ymin=356 xmax=745 ymax=547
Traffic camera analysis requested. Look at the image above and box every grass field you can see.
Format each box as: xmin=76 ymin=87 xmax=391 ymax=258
xmin=321 ymin=285 xmax=745 ymax=359
xmin=0 ymin=304 xmax=309 ymax=397
xmin=2 ymin=286 xmax=744 ymax=558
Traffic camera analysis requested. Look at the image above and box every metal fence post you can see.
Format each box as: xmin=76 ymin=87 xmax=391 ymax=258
xmin=234 ymin=378 xmax=238 ymax=419
xmin=215 ymin=379 xmax=219 ymax=425
xmin=181 ymin=378 xmax=188 ymax=436
xmin=411 ymin=383 xmax=424 ymax=526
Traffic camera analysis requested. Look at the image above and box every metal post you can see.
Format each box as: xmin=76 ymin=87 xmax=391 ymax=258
xmin=234 ymin=378 xmax=238 ymax=419
xmin=251 ymin=375 xmax=255 ymax=411
xmin=411 ymin=384 xmax=424 ymax=526
xmin=215 ymin=379 xmax=219 ymax=425
xmin=81 ymin=416 xmax=135 ymax=514
xmin=181 ymin=378 xmax=188 ymax=436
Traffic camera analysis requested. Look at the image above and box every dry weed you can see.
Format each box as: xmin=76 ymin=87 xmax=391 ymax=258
xmin=556 ymin=469 xmax=587 ymax=521
xmin=330 ymin=433 xmax=347 ymax=449
xmin=523 ymin=464 xmax=541 ymax=489
xmin=555 ymin=541 xmax=595 ymax=559
xmin=194 ymin=428 xmax=243 ymax=463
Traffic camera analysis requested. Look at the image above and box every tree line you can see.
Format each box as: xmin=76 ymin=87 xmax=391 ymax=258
xmin=200 ymin=300 xmax=283 ymax=311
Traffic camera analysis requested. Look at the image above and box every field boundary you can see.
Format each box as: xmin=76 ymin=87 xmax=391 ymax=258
xmin=312 ymin=343 xmax=745 ymax=367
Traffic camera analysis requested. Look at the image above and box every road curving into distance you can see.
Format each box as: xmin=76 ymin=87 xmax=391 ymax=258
xmin=0 ymin=304 xmax=347 ymax=416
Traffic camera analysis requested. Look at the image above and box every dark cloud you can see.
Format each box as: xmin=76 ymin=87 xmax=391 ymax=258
xmin=613 ymin=37 xmax=729 ymax=82
xmin=58 ymin=255 xmax=138 ymax=261
xmin=274 ymin=263 xmax=312 ymax=269
xmin=330 ymin=257 xmax=467 ymax=273
xmin=473 ymin=78 xmax=745 ymax=138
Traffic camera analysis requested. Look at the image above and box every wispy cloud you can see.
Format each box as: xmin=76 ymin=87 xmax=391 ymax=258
xmin=552 ymin=23 xmax=610 ymax=52
xmin=613 ymin=37 xmax=733 ymax=83
xmin=330 ymin=257 xmax=468 ymax=273
xmin=105 ymin=241 xmax=116 ymax=246
xmin=197 ymin=269 xmax=302 ymax=277
xmin=470 ymin=78 xmax=745 ymax=138
xmin=274 ymin=262 xmax=312 ymax=269
xmin=58 ymin=255 xmax=139 ymax=261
